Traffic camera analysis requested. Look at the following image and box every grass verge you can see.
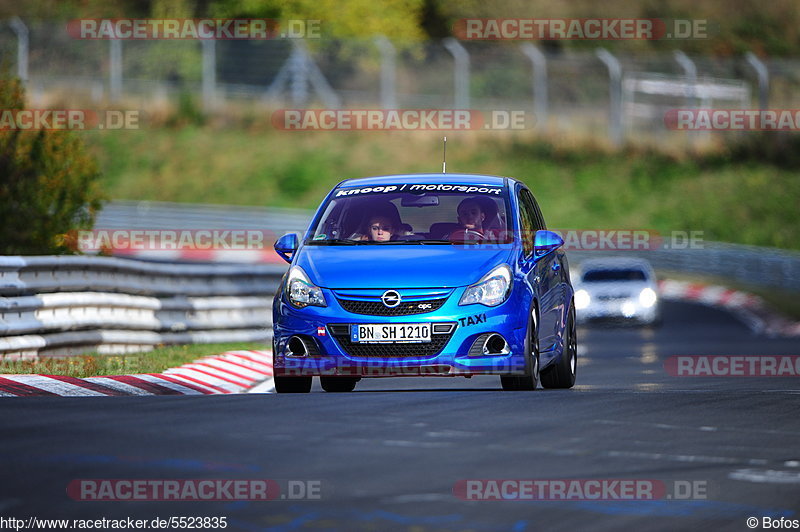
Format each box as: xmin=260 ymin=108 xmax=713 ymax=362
xmin=87 ymin=126 xmax=800 ymax=250
xmin=0 ymin=342 xmax=268 ymax=378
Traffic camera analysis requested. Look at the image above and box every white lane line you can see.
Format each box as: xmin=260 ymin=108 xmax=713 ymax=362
xmin=425 ymin=430 xmax=483 ymax=438
xmin=382 ymin=440 xmax=453 ymax=449
xmin=730 ymin=469 xmax=800 ymax=484
xmin=135 ymin=374 xmax=207 ymax=395
xmin=595 ymin=418 xmax=800 ymax=437
xmin=2 ymin=375 xmax=107 ymax=396
xmin=606 ymin=449 xmax=768 ymax=466
xmin=89 ymin=377 xmax=153 ymax=396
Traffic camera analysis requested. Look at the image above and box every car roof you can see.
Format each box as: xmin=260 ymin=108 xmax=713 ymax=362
xmin=338 ymin=173 xmax=516 ymax=188
xmin=579 ymin=257 xmax=655 ymax=271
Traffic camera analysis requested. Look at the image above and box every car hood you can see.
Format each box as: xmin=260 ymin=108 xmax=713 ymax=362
xmin=296 ymin=244 xmax=515 ymax=289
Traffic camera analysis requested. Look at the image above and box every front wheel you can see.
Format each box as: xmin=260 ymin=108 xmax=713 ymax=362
xmin=274 ymin=376 xmax=312 ymax=393
xmin=541 ymin=304 xmax=577 ymax=389
xmin=501 ymin=306 xmax=539 ymax=391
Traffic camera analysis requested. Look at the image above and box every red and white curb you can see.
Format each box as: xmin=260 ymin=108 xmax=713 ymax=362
xmin=658 ymin=279 xmax=800 ymax=337
xmin=0 ymin=350 xmax=274 ymax=397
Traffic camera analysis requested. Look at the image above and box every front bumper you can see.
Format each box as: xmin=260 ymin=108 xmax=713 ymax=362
xmin=272 ymin=287 xmax=529 ymax=377
xmin=577 ymin=298 xmax=658 ymax=323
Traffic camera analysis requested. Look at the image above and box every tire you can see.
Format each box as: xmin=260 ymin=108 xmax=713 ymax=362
xmin=541 ymin=304 xmax=577 ymax=389
xmin=320 ymin=376 xmax=358 ymax=393
xmin=274 ymin=376 xmax=312 ymax=393
xmin=500 ymin=305 xmax=539 ymax=391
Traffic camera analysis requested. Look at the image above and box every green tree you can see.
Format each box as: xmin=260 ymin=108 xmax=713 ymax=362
xmin=0 ymin=77 xmax=103 ymax=255
xmin=208 ymin=0 xmax=426 ymax=41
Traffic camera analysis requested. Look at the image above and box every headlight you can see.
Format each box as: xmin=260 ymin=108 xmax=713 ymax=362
xmin=622 ymin=301 xmax=636 ymax=317
xmin=286 ymin=266 xmax=326 ymax=308
xmin=639 ymin=287 xmax=657 ymax=308
xmin=574 ymin=289 xmax=590 ymax=310
xmin=459 ymin=264 xmax=512 ymax=307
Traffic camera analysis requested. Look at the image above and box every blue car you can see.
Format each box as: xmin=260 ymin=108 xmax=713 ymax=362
xmin=272 ymin=174 xmax=576 ymax=393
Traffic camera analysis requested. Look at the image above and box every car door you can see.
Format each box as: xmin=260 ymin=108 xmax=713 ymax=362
xmin=518 ymin=186 xmax=565 ymax=353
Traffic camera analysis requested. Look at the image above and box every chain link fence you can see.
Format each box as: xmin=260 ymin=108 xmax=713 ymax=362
xmin=2 ymin=20 xmax=799 ymax=143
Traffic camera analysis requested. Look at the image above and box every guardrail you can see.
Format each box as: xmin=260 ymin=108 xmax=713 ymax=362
xmin=0 ymin=255 xmax=286 ymax=358
xmin=100 ymin=200 xmax=800 ymax=291
xmin=96 ymin=201 xmax=312 ymax=235
xmin=568 ymin=242 xmax=800 ymax=292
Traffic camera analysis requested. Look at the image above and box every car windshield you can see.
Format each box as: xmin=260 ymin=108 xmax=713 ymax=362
xmin=582 ymin=269 xmax=648 ymax=282
xmin=306 ymin=183 xmax=513 ymax=245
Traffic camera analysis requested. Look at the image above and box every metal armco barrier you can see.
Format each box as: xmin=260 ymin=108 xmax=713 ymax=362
xmin=568 ymin=241 xmax=800 ymax=292
xmin=0 ymin=255 xmax=287 ymax=357
xmin=98 ymin=202 xmax=800 ymax=291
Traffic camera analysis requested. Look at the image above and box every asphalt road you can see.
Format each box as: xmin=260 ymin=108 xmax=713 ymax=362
xmin=1 ymin=301 xmax=799 ymax=531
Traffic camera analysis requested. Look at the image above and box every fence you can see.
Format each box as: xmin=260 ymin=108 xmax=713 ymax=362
xmin=2 ymin=20 xmax=799 ymax=144
xmin=0 ymin=255 xmax=286 ymax=358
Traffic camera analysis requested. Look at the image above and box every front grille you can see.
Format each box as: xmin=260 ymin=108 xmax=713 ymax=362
xmin=329 ymin=325 xmax=454 ymax=358
xmin=337 ymin=297 xmax=447 ymax=316
xmin=597 ymin=295 xmax=628 ymax=301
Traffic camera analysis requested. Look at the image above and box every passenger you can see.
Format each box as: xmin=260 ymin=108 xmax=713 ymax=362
xmin=353 ymin=202 xmax=403 ymax=242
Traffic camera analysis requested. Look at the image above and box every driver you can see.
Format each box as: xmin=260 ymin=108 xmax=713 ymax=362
xmin=445 ymin=197 xmax=499 ymax=241
xmin=456 ymin=197 xmax=486 ymax=235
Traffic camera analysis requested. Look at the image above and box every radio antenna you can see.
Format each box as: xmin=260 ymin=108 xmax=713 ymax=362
xmin=442 ymin=136 xmax=447 ymax=173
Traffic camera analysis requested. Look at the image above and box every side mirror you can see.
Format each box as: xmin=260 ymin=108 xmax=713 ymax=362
xmin=274 ymin=233 xmax=298 ymax=263
xmin=533 ymin=230 xmax=564 ymax=259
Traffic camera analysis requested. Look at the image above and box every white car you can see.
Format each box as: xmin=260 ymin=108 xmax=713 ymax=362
xmin=573 ymin=258 xmax=660 ymax=325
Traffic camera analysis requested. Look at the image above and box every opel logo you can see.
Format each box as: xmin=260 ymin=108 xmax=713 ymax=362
xmin=381 ymin=290 xmax=402 ymax=308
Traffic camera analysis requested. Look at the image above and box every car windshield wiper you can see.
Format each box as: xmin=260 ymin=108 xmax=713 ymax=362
xmin=305 ymin=238 xmax=367 ymax=245
xmin=364 ymin=239 xmax=456 ymax=245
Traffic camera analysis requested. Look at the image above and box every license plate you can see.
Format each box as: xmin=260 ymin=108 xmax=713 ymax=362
xmin=351 ymin=323 xmax=431 ymax=343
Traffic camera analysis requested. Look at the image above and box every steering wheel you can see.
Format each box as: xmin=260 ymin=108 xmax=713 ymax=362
xmin=448 ymin=228 xmax=485 ymax=242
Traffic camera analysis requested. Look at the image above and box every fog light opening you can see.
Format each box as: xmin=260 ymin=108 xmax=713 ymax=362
xmin=287 ymin=336 xmax=310 ymax=357
xmin=483 ymin=333 xmax=510 ymax=355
